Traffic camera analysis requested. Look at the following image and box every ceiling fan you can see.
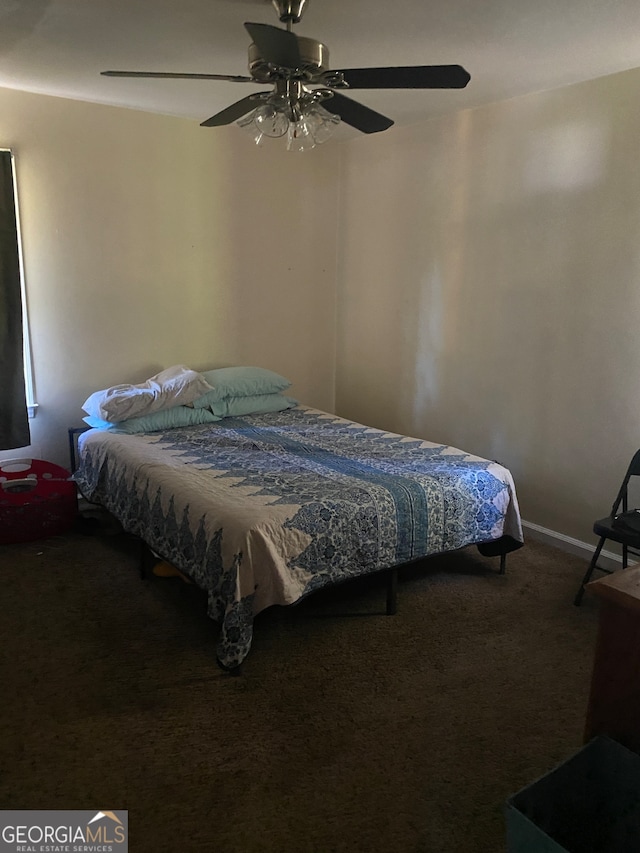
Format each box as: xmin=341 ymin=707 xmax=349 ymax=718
xmin=102 ymin=0 xmax=470 ymax=147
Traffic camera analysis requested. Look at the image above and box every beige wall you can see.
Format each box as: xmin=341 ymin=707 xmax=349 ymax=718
xmin=4 ymin=66 xmax=640 ymax=546
xmin=335 ymin=66 xmax=640 ymax=544
xmin=0 ymin=87 xmax=340 ymax=468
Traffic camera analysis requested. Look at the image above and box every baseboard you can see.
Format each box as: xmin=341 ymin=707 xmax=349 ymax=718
xmin=521 ymin=519 xmax=622 ymax=572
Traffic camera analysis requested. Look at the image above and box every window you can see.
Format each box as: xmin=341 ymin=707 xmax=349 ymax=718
xmin=3 ymin=148 xmax=36 ymax=417
xmin=0 ymin=148 xmax=34 ymax=451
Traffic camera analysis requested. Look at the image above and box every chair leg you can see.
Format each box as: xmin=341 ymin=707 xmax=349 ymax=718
xmin=623 ymin=544 xmax=628 ymax=570
xmin=574 ymin=537 xmax=607 ymax=607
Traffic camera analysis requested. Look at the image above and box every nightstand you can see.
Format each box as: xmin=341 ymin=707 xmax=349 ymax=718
xmin=584 ymin=564 xmax=640 ymax=753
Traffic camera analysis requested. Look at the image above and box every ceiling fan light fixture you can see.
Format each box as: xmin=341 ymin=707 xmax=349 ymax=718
xmin=253 ymin=102 xmax=289 ymax=138
xmin=237 ymin=92 xmax=340 ymax=150
xmin=286 ymin=118 xmax=315 ymax=151
xmin=237 ymin=111 xmax=266 ymax=146
xmin=304 ymin=102 xmax=341 ymax=144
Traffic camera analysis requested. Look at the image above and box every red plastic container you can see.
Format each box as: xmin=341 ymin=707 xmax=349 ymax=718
xmin=0 ymin=458 xmax=77 ymax=544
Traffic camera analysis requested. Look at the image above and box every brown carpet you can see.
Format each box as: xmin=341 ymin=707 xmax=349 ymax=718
xmin=0 ymin=522 xmax=601 ymax=852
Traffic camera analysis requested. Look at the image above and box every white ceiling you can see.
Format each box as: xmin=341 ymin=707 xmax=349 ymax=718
xmin=2 ymin=0 xmax=640 ymax=138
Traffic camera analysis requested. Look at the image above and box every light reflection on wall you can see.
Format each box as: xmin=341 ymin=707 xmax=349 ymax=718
xmin=523 ymin=122 xmax=607 ymax=192
xmin=412 ymin=261 xmax=444 ymax=423
xmin=412 ymin=109 xmax=473 ymax=436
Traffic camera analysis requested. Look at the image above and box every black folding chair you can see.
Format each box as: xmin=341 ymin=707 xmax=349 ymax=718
xmin=574 ymin=448 xmax=640 ymax=606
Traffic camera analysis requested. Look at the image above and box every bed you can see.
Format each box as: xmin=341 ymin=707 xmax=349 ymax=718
xmin=74 ymin=400 xmax=523 ymax=670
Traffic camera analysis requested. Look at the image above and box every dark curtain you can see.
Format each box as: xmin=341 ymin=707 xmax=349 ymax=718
xmin=0 ymin=150 xmax=30 ymax=450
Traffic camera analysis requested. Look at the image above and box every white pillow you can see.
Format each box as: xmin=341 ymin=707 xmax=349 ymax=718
xmin=82 ymin=365 xmax=213 ymax=423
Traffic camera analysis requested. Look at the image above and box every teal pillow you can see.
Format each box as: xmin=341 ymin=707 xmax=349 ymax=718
xmin=83 ymin=405 xmax=221 ymax=434
xmin=208 ymin=394 xmax=297 ymax=418
xmin=194 ymin=366 xmax=291 ymax=407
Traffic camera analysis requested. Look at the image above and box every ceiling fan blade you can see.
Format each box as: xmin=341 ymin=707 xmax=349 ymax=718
xmin=334 ymin=65 xmax=471 ymax=89
xmin=200 ymin=95 xmax=258 ymax=127
xmin=244 ymin=21 xmax=301 ymax=67
xmin=101 ymin=70 xmax=256 ymax=83
xmin=321 ymin=92 xmax=393 ymax=134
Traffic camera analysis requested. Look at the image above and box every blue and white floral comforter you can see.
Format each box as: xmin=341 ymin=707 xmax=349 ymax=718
xmin=75 ymin=406 xmax=523 ymax=668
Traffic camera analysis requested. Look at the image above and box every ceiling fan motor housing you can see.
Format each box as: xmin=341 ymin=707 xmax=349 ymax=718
xmin=248 ymin=35 xmax=330 ymax=81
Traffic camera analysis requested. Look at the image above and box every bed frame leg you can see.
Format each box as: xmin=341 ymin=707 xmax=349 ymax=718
xmin=499 ymin=553 xmax=507 ymax=575
xmin=138 ymin=539 xmax=153 ymax=580
xmin=386 ymin=568 xmax=398 ymax=615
